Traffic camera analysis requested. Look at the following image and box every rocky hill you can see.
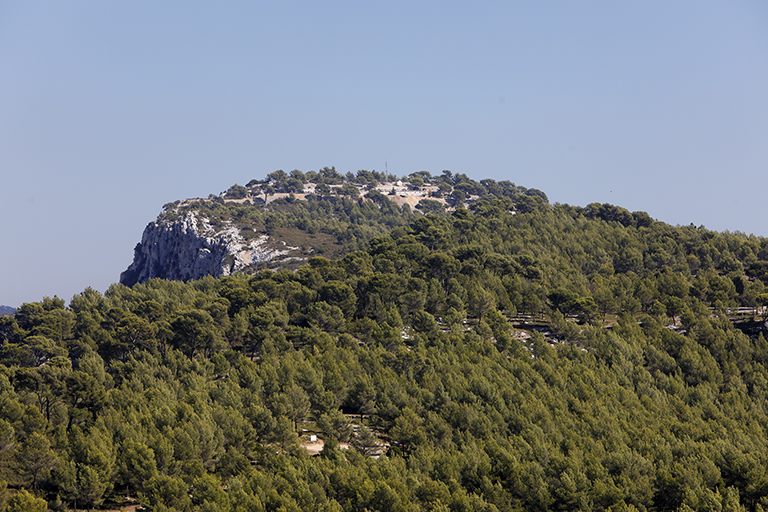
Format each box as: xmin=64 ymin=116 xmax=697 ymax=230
xmin=7 ymin=178 xmax=768 ymax=511
xmin=120 ymin=168 xmax=545 ymax=286
xmin=10 ymin=168 xmax=768 ymax=511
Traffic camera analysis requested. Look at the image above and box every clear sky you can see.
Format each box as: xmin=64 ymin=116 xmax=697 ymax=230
xmin=1 ymin=1 xmax=767 ymax=308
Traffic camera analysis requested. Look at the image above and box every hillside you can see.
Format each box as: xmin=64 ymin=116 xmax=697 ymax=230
xmin=3 ymin=171 xmax=768 ymax=511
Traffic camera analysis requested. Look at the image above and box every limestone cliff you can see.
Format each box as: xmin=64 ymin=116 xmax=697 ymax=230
xmin=120 ymin=211 xmax=299 ymax=286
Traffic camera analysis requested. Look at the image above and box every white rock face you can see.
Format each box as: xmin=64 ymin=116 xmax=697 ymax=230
xmin=120 ymin=211 xmax=296 ymax=286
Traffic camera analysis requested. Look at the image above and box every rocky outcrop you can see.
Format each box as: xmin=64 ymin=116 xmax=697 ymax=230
xmin=120 ymin=211 xmax=297 ymax=286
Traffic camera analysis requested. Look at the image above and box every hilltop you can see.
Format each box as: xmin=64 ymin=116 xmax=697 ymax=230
xmin=120 ymin=167 xmax=547 ymax=285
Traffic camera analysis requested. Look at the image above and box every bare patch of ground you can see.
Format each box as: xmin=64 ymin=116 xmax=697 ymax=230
xmin=301 ymin=438 xmax=325 ymax=456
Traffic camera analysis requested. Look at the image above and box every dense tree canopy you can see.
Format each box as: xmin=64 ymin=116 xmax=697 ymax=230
xmin=3 ymin=177 xmax=768 ymax=511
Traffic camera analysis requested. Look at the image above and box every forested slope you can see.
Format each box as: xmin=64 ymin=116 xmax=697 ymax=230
xmin=3 ymin=184 xmax=768 ymax=511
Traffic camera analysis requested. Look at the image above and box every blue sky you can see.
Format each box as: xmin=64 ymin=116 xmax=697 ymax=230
xmin=1 ymin=1 xmax=767 ymax=307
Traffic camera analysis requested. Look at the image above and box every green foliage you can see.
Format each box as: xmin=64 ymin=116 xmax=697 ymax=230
xmin=225 ymin=184 xmax=249 ymax=199
xmin=6 ymin=489 xmax=46 ymax=512
xmin=7 ymin=178 xmax=768 ymax=510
